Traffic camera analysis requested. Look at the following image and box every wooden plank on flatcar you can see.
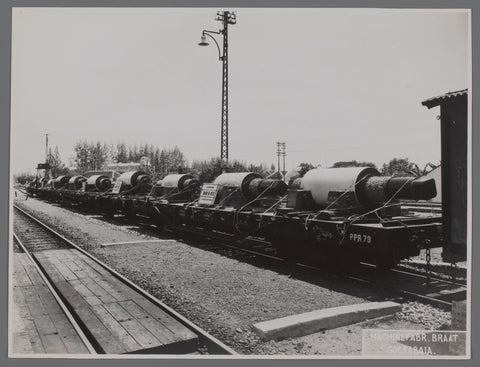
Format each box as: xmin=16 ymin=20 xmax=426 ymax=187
xmin=13 ymin=253 xmax=91 ymax=354
xmin=119 ymin=300 xmax=178 ymax=344
xmin=33 ymin=315 xmax=68 ymax=354
xmin=102 ymin=301 xmax=133 ymax=322
xmin=74 ymin=251 xmax=111 ymax=276
xmin=43 ymin=251 xmax=78 ymax=281
xmin=22 ymin=318 xmax=45 ymax=353
xmin=133 ymin=298 xmax=198 ymax=341
xmin=91 ymin=304 xmax=142 ymax=352
xmin=104 ymin=276 xmax=146 ymax=301
xmin=53 ymin=280 xmax=126 ymax=354
xmin=21 ymin=285 xmax=48 ymax=317
xmin=34 ymin=249 xmax=198 ymax=354
xmin=33 ymin=252 xmax=64 ymax=282
xmin=49 ymin=313 xmax=89 ymax=354
xmin=10 ymin=291 xmax=36 ymax=354
xmin=40 ymin=334 xmax=68 ymax=354
xmin=33 ymin=283 xmax=64 ymax=315
xmin=80 ymin=277 xmax=118 ymax=304
xmin=12 ymin=282 xmax=32 ymax=321
xmin=91 ymin=277 xmax=130 ymax=302
xmin=72 ymin=257 xmax=104 ymax=279
xmin=38 ymin=260 xmax=125 ymax=354
xmin=12 ymin=330 xmax=35 ymax=354
xmin=63 ymin=259 xmax=91 ymax=279
xmin=119 ymin=318 xmax=160 ymax=350
xmin=17 ymin=253 xmax=44 ymax=286
xmin=68 ymin=279 xmax=103 ymax=306
xmin=13 ymin=256 xmax=32 ymax=287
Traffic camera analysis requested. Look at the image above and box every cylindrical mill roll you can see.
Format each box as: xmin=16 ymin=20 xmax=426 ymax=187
xmin=359 ymin=175 xmax=437 ymax=203
xmin=301 ymin=167 xmax=379 ymax=207
xmin=160 ymin=174 xmax=199 ymax=190
xmin=53 ymin=175 xmax=71 ymax=189
xmin=247 ymin=178 xmax=288 ymax=198
xmin=86 ymin=175 xmax=112 ymax=192
xmin=117 ymin=171 xmax=151 ymax=187
xmin=214 ymin=172 xmax=262 ymax=198
xmin=214 ymin=172 xmax=287 ymax=199
xmin=300 ymin=167 xmax=437 ymax=208
xmin=68 ymin=175 xmax=87 ymax=190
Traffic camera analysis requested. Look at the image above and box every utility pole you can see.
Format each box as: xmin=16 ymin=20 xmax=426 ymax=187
xmin=219 ymin=11 xmax=231 ymax=166
xmin=276 ymin=141 xmax=286 ymax=180
xmin=45 ymin=133 xmax=49 ymax=163
xmin=281 ymin=142 xmax=287 ymax=181
xmin=276 ymin=142 xmax=282 ymax=174
xmin=199 ymin=11 xmax=236 ymax=169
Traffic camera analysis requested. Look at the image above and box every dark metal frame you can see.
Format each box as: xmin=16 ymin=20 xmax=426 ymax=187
xmin=199 ymin=11 xmax=236 ymax=167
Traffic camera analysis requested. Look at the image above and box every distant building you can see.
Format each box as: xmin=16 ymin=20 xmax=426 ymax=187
xmin=106 ymin=162 xmax=142 ymax=173
xmin=83 ymin=170 xmax=120 ymax=179
xmin=106 ymin=158 xmax=151 ymax=175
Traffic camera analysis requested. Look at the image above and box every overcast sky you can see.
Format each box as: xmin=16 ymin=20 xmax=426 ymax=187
xmin=11 ymin=8 xmax=470 ymax=174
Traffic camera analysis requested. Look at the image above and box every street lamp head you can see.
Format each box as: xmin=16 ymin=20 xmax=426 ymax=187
xmin=198 ymin=35 xmax=209 ymax=46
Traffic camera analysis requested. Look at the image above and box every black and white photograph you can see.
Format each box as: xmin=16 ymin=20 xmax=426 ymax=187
xmin=8 ymin=7 xmax=471 ymax=358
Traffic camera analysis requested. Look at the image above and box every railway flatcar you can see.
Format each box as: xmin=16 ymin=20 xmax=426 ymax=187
xmin=26 ymin=166 xmax=442 ymax=269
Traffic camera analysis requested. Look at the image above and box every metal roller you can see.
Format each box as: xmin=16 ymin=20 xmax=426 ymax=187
xmin=53 ymin=175 xmax=71 ymax=189
xmin=214 ymin=172 xmax=287 ymax=199
xmin=359 ymin=175 xmax=437 ymax=203
xmin=247 ymin=178 xmax=288 ymax=197
xmin=68 ymin=175 xmax=87 ymax=190
xmin=86 ymin=175 xmax=112 ymax=192
xmin=117 ymin=171 xmax=151 ymax=187
xmin=300 ymin=167 xmax=437 ymax=208
xmin=160 ymin=174 xmax=199 ymax=190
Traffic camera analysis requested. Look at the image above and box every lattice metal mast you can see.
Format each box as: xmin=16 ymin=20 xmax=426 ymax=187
xmin=199 ymin=11 xmax=236 ymax=166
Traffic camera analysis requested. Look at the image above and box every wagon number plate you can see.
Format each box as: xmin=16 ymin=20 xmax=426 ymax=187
xmin=112 ymin=181 xmax=122 ymax=194
xmin=198 ymin=184 xmax=219 ymax=206
xmin=349 ymin=233 xmax=372 ymax=244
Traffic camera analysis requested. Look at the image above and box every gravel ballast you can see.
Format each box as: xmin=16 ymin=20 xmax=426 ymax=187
xmin=12 ymin=196 xmax=452 ymax=355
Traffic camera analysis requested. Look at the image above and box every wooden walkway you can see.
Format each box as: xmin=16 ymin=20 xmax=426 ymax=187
xmin=33 ymin=249 xmax=198 ymax=354
xmin=11 ymin=253 xmax=90 ymax=354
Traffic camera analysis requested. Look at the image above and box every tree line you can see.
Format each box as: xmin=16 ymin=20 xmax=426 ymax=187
xmin=331 ymin=159 xmax=428 ymax=177
xmin=16 ymin=140 xmax=437 ymax=184
xmin=45 ymin=140 xmax=270 ymax=182
xmin=70 ymin=141 xmax=187 ymax=179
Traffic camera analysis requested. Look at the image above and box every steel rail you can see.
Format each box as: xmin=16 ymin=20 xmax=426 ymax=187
xmin=165 ymin=225 xmax=465 ymax=310
xmin=13 ymin=205 xmax=237 ymax=355
xmin=152 ymin=221 xmax=464 ymax=310
xmin=362 ymin=261 xmax=467 ymax=287
xmin=12 ymin=232 xmax=98 ymax=354
xmin=16 ymin=202 xmax=464 ymax=315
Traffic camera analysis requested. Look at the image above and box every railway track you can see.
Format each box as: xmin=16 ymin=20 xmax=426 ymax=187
xmin=12 ymin=205 xmax=236 ymax=355
xmin=214 ymin=236 xmax=466 ymax=310
xmin=133 ymin=218 xmax=466 ymax=310
xmin=15 ymin=201 xmax=465 ymax=317
xmin=76 ymin=207 xmax=466 ymax=311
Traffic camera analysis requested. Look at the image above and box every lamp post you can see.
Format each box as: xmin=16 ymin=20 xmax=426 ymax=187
xmin=198 ymin=11 xmax=236 ymax=168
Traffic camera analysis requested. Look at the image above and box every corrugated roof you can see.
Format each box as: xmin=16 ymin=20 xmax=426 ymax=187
xmin=421 ymin=89 xmax=468 ymax=109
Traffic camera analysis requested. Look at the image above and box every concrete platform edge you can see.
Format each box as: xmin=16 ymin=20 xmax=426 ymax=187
xmin=253 ymin=301 xmax=402 ymax=341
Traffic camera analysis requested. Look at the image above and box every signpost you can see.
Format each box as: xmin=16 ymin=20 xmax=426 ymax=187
xmin=112 ymin=181 xmax=122 ymax=194
xmin=198 ymin=183 xmax=219 ymax=206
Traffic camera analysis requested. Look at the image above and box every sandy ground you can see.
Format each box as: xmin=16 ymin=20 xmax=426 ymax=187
xmin=12 ymin=195 xmax=452 ymax=356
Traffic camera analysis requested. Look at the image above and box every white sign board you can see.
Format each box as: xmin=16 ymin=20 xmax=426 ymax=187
xmin=198 ymin=183 xmax=219 ymax=206
xmin=81 ymin=181 xmax=86 ymax=192
xmin=112 ymin=180 xmax=122 ymax=194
